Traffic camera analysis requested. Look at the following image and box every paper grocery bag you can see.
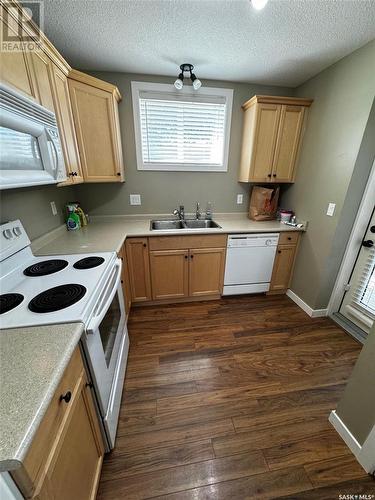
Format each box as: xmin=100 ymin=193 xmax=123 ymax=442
xmin=248 ymin=186 xmax=280 ymax=221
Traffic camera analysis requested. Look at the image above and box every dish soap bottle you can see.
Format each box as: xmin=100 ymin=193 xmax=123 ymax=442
xmin=66 ymin=205 xmax=80 ymax=231
xmin=205 ymin=202 xmax=213 ymax=220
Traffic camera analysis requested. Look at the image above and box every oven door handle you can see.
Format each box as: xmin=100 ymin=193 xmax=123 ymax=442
xmin=87 ymin=259 xmax=122 ymax=333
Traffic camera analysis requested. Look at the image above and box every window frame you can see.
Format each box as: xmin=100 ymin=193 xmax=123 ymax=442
xmin=131 ymin=81 xmax=233 ymax=172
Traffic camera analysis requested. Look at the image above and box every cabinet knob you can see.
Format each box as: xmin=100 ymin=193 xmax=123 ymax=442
xmin=267 ymin=174 xmax=272 ymax=178
xmin=60 ymin=391 xmax=72 ymax=403
xmin=117 ymin=172 xmax=121 ymax=176
xmin=86 ymin=382 xmax=93 ymax=389
xmin=143 ymin=243 xmax=147 ymax=247
xmin=190 ymin=254 xmax=194 ymax=259
xmin=68 ymin=172 xmax=74 ymax=177
xmin=185 ymin=255 xmax=188 ymax=259
xmin=278 ymin=250 xmax=281 ymax=254
xmin=273 ymin=174 xmax=276 ymax=177
xmin=287 ymin=237 xmax=291 ymax=240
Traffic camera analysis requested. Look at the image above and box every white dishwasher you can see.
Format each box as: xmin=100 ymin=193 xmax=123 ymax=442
xmin=223 ymin=233 xmax=279 ymax=295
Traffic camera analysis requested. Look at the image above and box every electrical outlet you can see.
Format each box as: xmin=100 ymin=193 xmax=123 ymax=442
xmin=326 ymin=203 xmax=336 ymax=217
xmin=130 ymin=194 xmax=141 ymax=206
xmin=50 ymin=201 xmax=57 ymax=216
xmin=236 ymin=194 xmax=244 ymax=205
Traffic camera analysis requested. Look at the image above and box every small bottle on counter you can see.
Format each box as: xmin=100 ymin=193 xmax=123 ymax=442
xmin=205 ymin=202 xmax=213 ymax=220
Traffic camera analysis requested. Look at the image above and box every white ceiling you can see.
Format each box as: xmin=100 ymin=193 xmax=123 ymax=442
xmin=39 ymin=0 xmax=375 ymax=87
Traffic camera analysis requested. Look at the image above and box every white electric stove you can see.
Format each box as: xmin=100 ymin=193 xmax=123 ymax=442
xmin=0 ymin=220 xmax=129 ymax=450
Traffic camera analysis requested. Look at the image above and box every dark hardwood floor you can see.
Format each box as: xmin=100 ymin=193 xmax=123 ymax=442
xmin=97 ymin=295 xmax=374 ymax=499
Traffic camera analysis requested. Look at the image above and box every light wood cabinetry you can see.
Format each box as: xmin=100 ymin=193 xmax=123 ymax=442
xmin=12 ymin=347 xmax=104 ymax=500
xmin=189 ymin=248 xmax=226 ymax=297
xmin=269 ymin=231 xmax=301 ymax=293
xmin=50 ymin=65 xmax=84 ymax=185
xmin=239 ymin=96 xmax=312 ymax=183
xmin=0 ymin=15 xmax=38 ymax=101
xmin=129 ymin=235 xmax=227 ymax=305
xmin=150 ymin=250 xmax=189 ymax=300
xmin=29 ymin=50 xmax=55 ymax=112
xmin=68 ymin=70 xmax=124 ymax=183
xmin=126 ymin=238 xmax=152 ymax=303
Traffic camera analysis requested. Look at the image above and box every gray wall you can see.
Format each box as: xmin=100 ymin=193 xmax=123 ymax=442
xmin=281 ymin=40 xmax=375 ymax=309
xmin=336 ymin=325 xmax=375 ymax=445
xmin=0 ymin=184 xmax=77 ymax=241
xmin=75 ymin=73 xmax=292 ymax=216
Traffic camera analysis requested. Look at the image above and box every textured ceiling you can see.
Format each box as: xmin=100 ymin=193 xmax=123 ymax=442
xmin=38 ymin=0 xmax=375 ymax=87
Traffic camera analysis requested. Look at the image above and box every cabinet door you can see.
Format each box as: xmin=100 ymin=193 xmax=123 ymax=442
xmin=269 ymin=245 xmax=297 ymax=292
xmin=189 ymin=248 xmax=226 ymax=297
xmin=0 ymin=17 xmax=38 ymax=101
xmin=68 ymin=79 xmax=124 ymax=182
xmin=36 ymin=382 xmax=104 ymax=500
xmin=50 ymin=65 xmax=84 ymax=185
xmin=30 ymin=50 xmax=55 ymax=112
xmin=150 ymin=250 xmax=189 ymax=300
xmin=248 ymin=104 xmax=281 ymax=182
xmin=126 ymin=238 xmax=152 ymax=302
xmin=272 ymin=105 xmax=305 ymax=182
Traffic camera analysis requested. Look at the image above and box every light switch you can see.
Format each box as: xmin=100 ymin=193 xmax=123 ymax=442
xmin=50 ymin=201 xmax=57 ymax=216
xmin=326 ymin=203 xmax=336 ymax=216
xmin=130 ymin=194 xmax=141 ymax=206
xmin=237 ymin=194 xmax=244 ymax=205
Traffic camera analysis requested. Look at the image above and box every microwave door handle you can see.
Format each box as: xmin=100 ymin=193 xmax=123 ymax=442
xmin=87 ymin=260 xmax=122 ymax=332
xmin=45 ymin=129 xmax=58 ymax=171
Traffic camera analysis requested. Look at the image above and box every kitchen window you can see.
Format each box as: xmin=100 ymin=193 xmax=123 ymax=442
xmin=131 ymin=81 xmax=233 ymax=172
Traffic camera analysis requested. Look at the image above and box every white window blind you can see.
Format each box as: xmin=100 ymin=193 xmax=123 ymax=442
xmin=351 ymin=246 xmax=375 ymax=318
xmin=132 ymin=82 xmax=233 ymax=172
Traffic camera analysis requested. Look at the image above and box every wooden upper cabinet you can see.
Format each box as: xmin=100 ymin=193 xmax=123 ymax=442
xmin=189 ymin=248 xmax=226 ymax=297
xmin=50 ymin=65 xmax=84 ymax=185
xmin=150 ymin=250 xmax=189 ymax=300
xmin=68 ymin=70 xmax=124 ymax=183
xmin=239 ymin=96 xmax=312 ymax=183
xmin=29 ymin=49 xmax=56 ymax=112
xmin=0 ymin=16 xmax=38 ymax=101
xmin=126 ymin=238 xmax=152 ymax=302
xmin=272 ymin=105 xmax=305 ymax=182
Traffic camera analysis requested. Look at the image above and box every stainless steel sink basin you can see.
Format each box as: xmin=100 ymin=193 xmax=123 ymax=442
xmin=150 ymin=220 xmax=185 ymax=230
xmin=183 ymin=219 xmax=221 ymax=229
xmin=150 ymin=219 xmax=222 ymax=231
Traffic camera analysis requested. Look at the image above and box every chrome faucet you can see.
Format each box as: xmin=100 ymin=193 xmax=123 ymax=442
xmin=173 ymin=205 xmax=185 ymax=220
xmin=195 ymin=202 xmax=201 ymax=220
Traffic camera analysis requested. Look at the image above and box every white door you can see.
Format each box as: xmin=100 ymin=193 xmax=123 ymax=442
xmin=339 ymin=207 xmax=375 ymax=335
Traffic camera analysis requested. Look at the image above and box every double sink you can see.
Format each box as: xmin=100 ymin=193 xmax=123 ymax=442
xmin=150 ymin=219 xmax=221 ymax=231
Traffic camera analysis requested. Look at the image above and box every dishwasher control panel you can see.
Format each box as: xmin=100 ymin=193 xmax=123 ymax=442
xmin=227 ymin=233 xmax=279 ymax=248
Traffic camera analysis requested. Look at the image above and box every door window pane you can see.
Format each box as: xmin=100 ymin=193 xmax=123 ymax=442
xmin=98 ymin=292 xmax=121 ymax=367
xmin=0 ymin=126 xmax=43 ymax=171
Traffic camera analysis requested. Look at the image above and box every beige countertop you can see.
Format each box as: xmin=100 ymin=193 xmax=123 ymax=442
xmin=33 ymin=214 xmax=305 ymax=256
xmin=0 ymin=323 xmax=84 ymax=472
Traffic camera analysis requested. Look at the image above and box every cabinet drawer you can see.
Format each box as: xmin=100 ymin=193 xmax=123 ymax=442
xmin=278 ymin=231 xmax=300 ymax=246
xmin=149 ymin=234 xmax=227 ymax=251
xmin=22 ymin=347 xmax=84 ymax=494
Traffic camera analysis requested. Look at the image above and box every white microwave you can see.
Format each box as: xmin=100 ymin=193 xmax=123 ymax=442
xmin=0 ymin=83 xmax=66 ymax=190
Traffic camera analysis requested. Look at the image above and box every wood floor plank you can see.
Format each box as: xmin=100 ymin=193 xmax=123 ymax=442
xmin=212 ymin=412 xmax=332 ymax=458
xmin=97 ymin=451 xmax=268 ymax=500
xmin=304 ymin=454 xmax=368 ymax=488
xmin=158 ymin=467 xmax=313 ymax=500
xmin=97 ymin=295 xmax=363 ymax=500
xmin=100 ymin=440 xmax=215 ymax=481
xmin=263 ymin=430 xmax=351 ymax=470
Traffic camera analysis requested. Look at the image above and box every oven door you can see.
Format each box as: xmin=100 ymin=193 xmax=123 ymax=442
xmin=85 ymin=259 xmax=126 ymax=415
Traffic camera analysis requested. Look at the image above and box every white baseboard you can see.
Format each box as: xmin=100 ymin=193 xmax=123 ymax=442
xmin=329 ymin=410 xmax=375 ymax=474
xmin=286 ymin=289 xmax=328 ymax=318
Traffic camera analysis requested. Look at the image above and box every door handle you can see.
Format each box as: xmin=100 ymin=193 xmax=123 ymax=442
xmin=362 ymin=240 xmax=374 ymax=248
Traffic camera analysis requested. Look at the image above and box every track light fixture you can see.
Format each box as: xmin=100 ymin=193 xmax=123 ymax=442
xmin=174 ymin=64 xmax=202 ymax=90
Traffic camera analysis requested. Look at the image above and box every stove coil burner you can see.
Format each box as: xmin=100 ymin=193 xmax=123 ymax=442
xmin=24 ymin=259 xmax=68 ymax=277
xmin=73 ymin=256 xmax=105 ymax=270
xmin=0 ymin=293 xmax=24 ymax=314
xmin=28 ymin=284 xmax=86 ymax=313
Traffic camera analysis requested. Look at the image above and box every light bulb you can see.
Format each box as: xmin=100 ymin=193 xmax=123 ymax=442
xmin=251 ymin=0 xmax=269 ymax=10
xmin=192 ymin=78 xmax=202 ymax=90
xmin=174 ymin=78 xmax=184 ymax=90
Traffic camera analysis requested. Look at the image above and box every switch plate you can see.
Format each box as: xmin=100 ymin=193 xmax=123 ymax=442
xmin=50 ymin=201 xmax=57 ymax=216
xmin=326 ymin=203 xmax=336 ymax=216
xmin=130 ymin=194 xmax=141 ymax=206
xmin=236 ymin=194 xmax=243 ymax=205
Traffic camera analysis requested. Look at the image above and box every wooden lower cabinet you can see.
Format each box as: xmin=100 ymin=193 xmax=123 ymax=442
xmin=189 ymin=248 xmax=226 ymax=297
xmin=150 ymin=250 xmax=189 ymax=300
xmin=269 ymin=232 xmax=301 ymax=293
xmin=126 ymin=238 xmax=152 ymax=302
xmin=12 ymin=347 xmax=104 ymax=500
